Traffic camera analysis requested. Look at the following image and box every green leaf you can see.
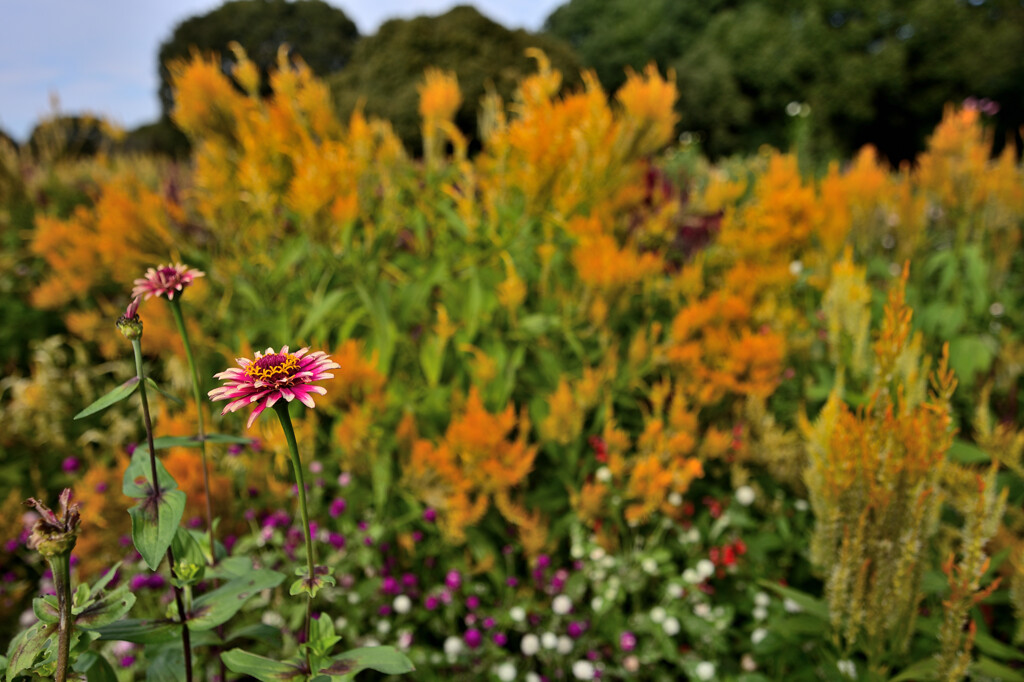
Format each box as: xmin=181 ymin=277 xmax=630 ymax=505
xmin=169 ymin=528 xmax=206 ymax=586
xmin=5 ymin=621 xmax=55 ymax=681
xmin=32 ymin=595 xmax=58 ymax=624
xmin=74 ymin=377 xmax=140 ymax=420
xmin=970 ymin=656 xmax=1024 ymax=681
xmin=225 ymin=623 xmax=283 ymax=649
xmin=73 ymin=652 xmax=119 ymax=682
xmin=757 ymin=580 xmax=829 ymax=621
xmin=948 ymin=334 xmax=996 ymax=386
xmin=221 ymin=649 xmax=306 ymax=681
xmin=146 ymin=378 xmax=184 ymax=407
xmin=151 ymin=435 xmax=202 ymax=450
xmin=974 ymin=630 xmax=1024 ymax=662
xmin=93 ymin=618 xmax=178 ymax=644
xmin=949 ymin=439 xmax=990 ymax=464
xmin=202 ymin=433 xmax=254 ymax=445
xmin=319 ymin=646 xmax=415 ymax=678
xmin=887 ymin=657 xmax=939 ymax=681
xmin=77 ymin=584 xmax=136 ymax=629
xmin=188 ymin=569 xmax=285 ymax=632
xmin=146 ymin=646 xmax=186 ymax=682
xmin=129 ymin=489 xmax=186 ymax=571
xmin=122 ymin=450 xmax=179 ymax=498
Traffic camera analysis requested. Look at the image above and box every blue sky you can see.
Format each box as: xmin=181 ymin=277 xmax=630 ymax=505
xmin=0 ymin=0 xmax=564 ymax=141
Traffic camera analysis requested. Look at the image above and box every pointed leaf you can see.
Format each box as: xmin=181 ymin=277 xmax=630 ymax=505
xmin=151 ymin=435 xmax=202 ymax=450
xmin=123 ymin=450 xmax=179 ymax=498
xmin=93 ymin=618 xmax=178 ymax=644
xmin=146 ymin=378 xmax=183 ymax=407
xmin=319 ymin=646 xmax=415 ymax=678
xmin=887 ymin=657 xmax=939 ymax=681
xmin=32 ymin=596 xmax=59 ymax=624
xmin=202 ymin=433 xmax=255 ymax=445
xmin=73 ymin=652 xmax=119 ymax=682
xmin=146 ymin=646 xmax=186 ymax=682
xmin=970 ymin=656 xmax=1024 ymax=681
xmin=74 ymin=377 xmax=140 ymax=420
xmin=5 ymin=621 xmax=55 ymax=680
xmin=225 ymin=624 xmax=283 ymax=649
xmin=188 ymin=569 xmax=285 ymax=632
xmin=129 ymin=489 xmax=186 ymax=571
xmin=77 ymin=584 xmax=136 ymax=629
xmin=221 ymin=649 xmax=306 ymax=681
xmin=757 ymin=580 xmax=829 ymax=621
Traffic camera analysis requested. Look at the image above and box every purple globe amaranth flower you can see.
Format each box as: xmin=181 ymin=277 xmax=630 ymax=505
xmin=464 ymin=628 xmax=483 ymax=649
xmin=132 ymin=263 xmax=204 ymax=301
xmin=493 ymin=632 xmax=508 ymax=647
xmin=61 ymin=457 xmax=80 ymax=474
xmin=423 ymin=508 xmax=437 ymax=523
xmin=382 ymin=576 xmax=400 ymax=595
xmin=620 ymin=631 xmax=637 ymax=651
xmin=568 ymin=621 xmax=587 ymax=638
xmin=328 ymin=533 xmax=346 ymax=549
xmin=425 ymin=595 xmax=440 ymax=611
xmin=466 ymin=595 xmax=480 ymax=610
xmin=329 ymin=498 xmax=347 ymax=518
xmin=208 ymin=346 xmax=339 ymax=429
xmin=445 ymin=570 xmax=462 ymax=590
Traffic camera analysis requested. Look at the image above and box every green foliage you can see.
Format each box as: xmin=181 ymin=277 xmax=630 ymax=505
xmin=156 ymin=0 xmax=360 ymax=114
xmin=27 ymin=116 xmax=116 ymax=160
xmin=544 ymin=0 xmax=1024 ymax=161
xmin=329 ymin=5 xmax=582 ymax=153
xmin=120 ymin=117 xmax=190 ymax=158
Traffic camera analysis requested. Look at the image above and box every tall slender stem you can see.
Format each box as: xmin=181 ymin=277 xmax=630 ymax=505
xmin=273 ymin=402 xmax=316 ymax=650
xmin=168 ymin=298 xmax=216 ymax=560
xmin=49 ymin=553 xmax=72 ymax=682
xmin=132 ymin=339 xmax=194 ymax=682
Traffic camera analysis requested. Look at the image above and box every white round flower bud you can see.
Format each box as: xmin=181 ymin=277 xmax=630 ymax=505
xmin=663 ymin=616 xmax=681 ymax=636
xmin=695 ymin=661 xmax=716 ymax=680
xmin=557 ymin=635 xmax=573 ymax=654
xmin=735 ymin=485 xmax=756 ymax=506
xmin=650 ymin=606 xmax=667 ymax=623
xmin=572 ymin=660 xmax=596 ymax=680
xmin=521 ymin=633 xmax=540 ymax=656
xmin=496 ymin=662 xmax=517 ymax=682
xmin=393 ymin=594 xmax=411 ymax=614
xmin=541 ymin=631 xmax=558 ymax=650
xmin=552 ymin=594 xmax=572 ymax=615
xmin=443 ymin=636 xmax=463 ymax=658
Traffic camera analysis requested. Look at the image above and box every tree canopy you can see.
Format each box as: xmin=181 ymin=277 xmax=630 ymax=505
xmin=329 ymin=5 xmax=582 ymax=154
xmin=544 ymin=0 xmax=1024 ymax=161
xmin=157 ymin=0 xmax=360 ymax=116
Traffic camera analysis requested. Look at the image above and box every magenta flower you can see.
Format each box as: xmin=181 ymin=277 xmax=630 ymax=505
xmin=132 ymin=263 xmax=205 ymax=301
xmin=208 ymin=346 xmax=339 ymax=428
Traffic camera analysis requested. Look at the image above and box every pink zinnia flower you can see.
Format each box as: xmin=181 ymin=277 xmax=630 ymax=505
xmin=132 ymin=263 xmax=205 ymax=301
xmin=208 ymin=346 xmax=339 ymax=428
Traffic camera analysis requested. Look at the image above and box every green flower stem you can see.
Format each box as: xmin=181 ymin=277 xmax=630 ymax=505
xmin=168 ymin=298 xmax=216 ymax=561
xmin=273 ymin=402 xmax=316 ymax=649
xmin=49 ymin=552 xmax=72 ymax=682
xmin=132 ymin=339 xmax=194 ymax=682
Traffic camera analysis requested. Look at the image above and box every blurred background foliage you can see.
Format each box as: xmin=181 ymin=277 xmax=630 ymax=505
xmin=5 ymin=0 xmax=1022 ymax=165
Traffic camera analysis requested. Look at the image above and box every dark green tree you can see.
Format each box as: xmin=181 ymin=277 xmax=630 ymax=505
xmin=329 ymin=5 xmax=582 ymax=154
xmin=156 ymin=0 xmax=360 ymax=115
xmin=544 ymin=0 xmax=1024 ymax=161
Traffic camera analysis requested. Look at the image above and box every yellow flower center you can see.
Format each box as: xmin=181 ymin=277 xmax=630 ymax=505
xmin=245 ymin=352 xmax=299 ymax=383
